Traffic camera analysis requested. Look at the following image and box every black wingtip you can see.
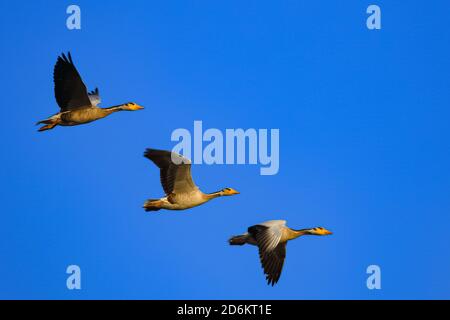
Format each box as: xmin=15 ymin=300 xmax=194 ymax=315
xmin=143 ymin=148 xmax=151 ymax=159
xmin=266 ymin=278 xmax=277 ymax=286
xmin=88 ymin=87 xmax=99 ymax=95
xmin=143 ymin=148 xmax=157 ymax=159
xmin=58 ymin=52 xmax=73 ymax=65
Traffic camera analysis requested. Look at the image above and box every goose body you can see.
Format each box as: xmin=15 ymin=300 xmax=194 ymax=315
xmin=37 ymin=52 xmax=143 ymax=132
xmin=229 ymin=220 xmax=332 ymax=286
xmin=148 ymin=192 xmax=208 ymax=211
xmin=143 ymin=149 xmax=239 ymax=211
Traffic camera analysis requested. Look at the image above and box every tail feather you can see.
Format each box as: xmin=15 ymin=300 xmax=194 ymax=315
xmin=38 ymin=123 xmax=57 ymax=132
xmin=37 ymin=116 xmax=59 ymax=132
xmin=36 ymin=119 xmax=53 ymax=125
xmin=229 ymin=234 xmax=248 ymax=246
xmin=143 ymin=199 xmax=163 ymax=212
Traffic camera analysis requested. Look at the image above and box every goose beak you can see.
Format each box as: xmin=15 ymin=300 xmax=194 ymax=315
xmin=132 ymin=104 xmax=144 ymax=110
xmin=225 ymin=188 xmax=240 ymax=195
xmin=314 ymin=227 xmax=333 ymax=235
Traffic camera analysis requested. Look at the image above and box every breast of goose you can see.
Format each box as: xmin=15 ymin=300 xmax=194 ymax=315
xmin=60 ymin=108 xmax=103 ymax=124
xmin=172 ymin=190 xmax=207 ymax=208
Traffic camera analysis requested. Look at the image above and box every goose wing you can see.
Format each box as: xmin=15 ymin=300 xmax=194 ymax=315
xmin=144 ymin=149 xmax=198 ymax=195
xmin=248 ymin=222 xmax=287 ymax=286
xmin=53 ymin=52 xmax=92 ymax=111
xmin=88 ymin=87 xmax=101 ymax=106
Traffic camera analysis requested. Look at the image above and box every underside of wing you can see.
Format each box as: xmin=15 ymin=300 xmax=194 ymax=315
xmin=259 ymin=242 xmax=287 ymax=286
xmin=53 ymin=52 xmax=92 ymax=111
xmin=248 ymin=224 xmax=282 ymax=253
xmin=248 ymin=224 xmax=286 ymax=286
xmin=259 ymin=220 xmax=287 ymax=229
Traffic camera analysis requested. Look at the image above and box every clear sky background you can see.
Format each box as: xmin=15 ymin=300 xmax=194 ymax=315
xmin=0 ymin=1 xmax=449 ymax=299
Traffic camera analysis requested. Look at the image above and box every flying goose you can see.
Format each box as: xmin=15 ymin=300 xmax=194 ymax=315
xmin=229 ymin=220 xmax=332 ymax=286
xmin=143 ymin=149 xmax=239 ymax=211
xmin=37 ymin=52 xmax=144 ymax=131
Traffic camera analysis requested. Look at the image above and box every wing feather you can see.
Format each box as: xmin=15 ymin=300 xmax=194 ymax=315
xmin=260 ymin=243 xmax=286 ymax=286
xmin=248 ymin=224 xmax=287 ymax=286
xmin=88 ymin=87 xmax=101 ymax=106
xmin=144 ymin=149 xmax=197 ymax=195
xmin=53 ymin=52 xmax=91 ymax=111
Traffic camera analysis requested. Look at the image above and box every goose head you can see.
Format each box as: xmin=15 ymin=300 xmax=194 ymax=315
xmin=307 ymin=227 xmax=333 ymax=235
xmin=120 ymin=102 xmax=144 ymax=111
xmin=221 ymin=188 xmax=240 ymax=196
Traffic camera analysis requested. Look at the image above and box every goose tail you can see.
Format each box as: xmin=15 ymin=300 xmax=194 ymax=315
xmin=143 ymin=199 xmax=163 ymax=212
xmin=228 ymin=234 xmax=248 ymax=246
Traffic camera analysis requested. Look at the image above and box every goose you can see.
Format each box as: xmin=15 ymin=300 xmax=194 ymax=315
xmin=229 ymin=220 xmax=332 ymax=286
xmin=143 ymin=148 xmax=239 ymax=211
xmin=37 ymin=52 xmax=144 ymax=131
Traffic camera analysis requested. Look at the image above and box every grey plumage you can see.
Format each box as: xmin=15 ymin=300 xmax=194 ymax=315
xmin=229 ymin=220 xmax=332 ymax=286
xmin=37 ymin=52 xmax=143 ymax=132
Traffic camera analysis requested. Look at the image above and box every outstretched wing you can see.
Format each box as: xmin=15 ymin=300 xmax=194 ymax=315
xmin=53 ymin=52 xmax=91 ymax=111
xmin=248 ymin=223 xmax=287 ymax=286
xmin=88 ymin=87 xmax=101 ymax=106
xmin=144 ymin=149 xmax=198 ymax=195
xmin=259 ymin=242 xmax=287 ymax=286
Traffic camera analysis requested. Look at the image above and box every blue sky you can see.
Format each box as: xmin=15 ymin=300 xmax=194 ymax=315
xmin=1 ymin=1 xmax=449 ymax=299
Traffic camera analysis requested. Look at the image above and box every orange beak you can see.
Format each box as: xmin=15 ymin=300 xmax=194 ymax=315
xmin=316 ymin=228 xmax=333 ymax=235
xmin=227 ymin=189 xmax=240 ymax=195
xmin=131 ymin=104 xmax=144 ymax=110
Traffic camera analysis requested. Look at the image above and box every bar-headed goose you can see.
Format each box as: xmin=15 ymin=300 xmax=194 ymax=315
xmin=37 ymin=52 xmax=143 ymax=131
xmin=229 ymin=220 xmax=332 ymax=286
xmin=143 ymin=149 xmax=239 ymax=211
